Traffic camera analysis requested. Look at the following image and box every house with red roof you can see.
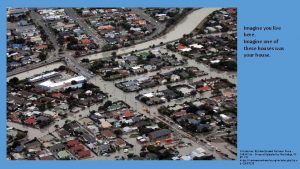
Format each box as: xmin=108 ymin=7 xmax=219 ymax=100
xmin=101 ymin=130 xmax=116 ymax=139
xmin=177 ymin=43 xmax=187 ymax=50
xmin=227 ymin=8 xmax=236 ymax=14
xmin=123 ymin=111 xmax=134 ymax=119
xmin=36 ymin=44 xmax=48 ymax=50
xmin=67 ymin=139 xmax=80 ymax=147
xmin=51 ymin=92 xmax=64 ymax=98
xmin=80 ymin=39 xmax=92 ymax=45
xmin=97 ymin=25 xmax=114 ymax=30
xmin=197 ymin=85 xmax=211 ymax=92
xmin=134 ymin=19 xmax=146 ymax=26
xmin=172 ymin=110 xmax=188 ymax=118
xmin=24 ymin=116 xmax=37 ymax=125
xmin=78 ymin=149 xmax=91 ymax=159
xmin=70 ymin=144 xmax=84 ymax=152
xmin=114 ymin=138 xmax=126 ymax=148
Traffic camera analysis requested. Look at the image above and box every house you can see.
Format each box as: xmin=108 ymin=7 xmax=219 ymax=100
xmin=57 ymin=129 xmax=70 ymax=139
xmin=67 ymin=139 xmax=80 ymax=147
xmin=36 ymin=44 xmax=48 ymax=50
xmin=144 ymin=65 xmax=156 ymax=72
xmin=8 ymin=61 xmax=22 ymax=68
xmin=49 ymin=143 xmax=66 ymax=153
xmin=52 ymin=92 xmax=65 ymax=99
xmin=155 ymin=13 xmax=167 ymax=21
xmin=37 ymin=150 xmax=55 ymax=160
xmin=189 ymin=43 xmax=203 ymax=49
xmin=205 ymin=27 xmax=217 ymax=33
xmin=80 ymin=39 xmax=92 ymax=45
xmin=82 ymin=9 xmax=91 ymax=16
xmin=38 ymin=75 xmax=86 ymax=92
xmin=105 ymin=37 xmax=118 ymax=45
xmin=82 ymin=132 xmax=96 ymax=144
xmin=131 ymin=65 xmax=145 ymax=74
xmin=29 ymin=71 xmax=60 ymax=83
xmin=97 ymin=25 xmax=114 ymax=30
xmin=14 ymin=145 xmax=24 ymax=153
xmin=98 ymin=144 xmax=112 ymax=154
xmin=176 ymin=43 xmax=187 ymax=50
xmin=78 ymin=149 xmax=91 ymax=159
xmin=172 ymin=110 xmax=188 ymax=118
xmin=36 ymin=116 xmax=51 ymax=127
xmin=161 ymin=89 xmax=178 ymax=99
xmin=170 ymin=74 xmax=180 ymax=82
xmin=114 ymin=138 xmax=126 ymax=148
xmin=100 ymin=121 xmax=112 ymax=129
xmin=80 ymin=117 xmax=94 ymax=126
xmin=24 ymin=116 xmax=37 ymax=126
xmin=70 ymin=144 xmax=84 ymax=152
xmin=43 ymin=110 xmax=58 ymax=118
xmin=176 ymin=86 xmax=195 ymax=96
xmin=101 ymin=130 xmax=116 ymax=139
xmin=148 ymin=129 xmax=172 ymax=141
xmin=197 ymin=85 xmax=211 ymax=92
xmin=85 ymin=125 xmax=98 ymax=135
xmin=196 ymin=124 xmax=211 ymax=133
xmin=123 ymin=111 xmax=134 ymax=119
xmin=223 ymin=88 xmax=236 ymax=98
xmin=177 ymin=43 xmax=190 ymax=51
xmin=57 ymin=150 xmax=72 ymax=159
xmin=21 ymin=56 xmax=32 ymax=65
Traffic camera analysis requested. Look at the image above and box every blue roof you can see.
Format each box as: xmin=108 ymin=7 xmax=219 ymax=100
xmin=18 ymin=20 xmax=28 ymax=26
xmin=14 ymin=145 xmax=24 ymax=153
xmin=11 ymin=44 xmax=23 ymax=49
xmin=9 ymin=61 xmax=21 ymax=66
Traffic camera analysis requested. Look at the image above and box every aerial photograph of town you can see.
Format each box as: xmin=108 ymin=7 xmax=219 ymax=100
xmin=6 ymin=8 xmax=237 ymax=160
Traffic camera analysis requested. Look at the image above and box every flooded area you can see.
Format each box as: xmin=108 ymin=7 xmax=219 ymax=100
xmin=81 ymin=8 xmax=220 ymax=61
xmin=7 ymin=62 xmax=65 ymax=81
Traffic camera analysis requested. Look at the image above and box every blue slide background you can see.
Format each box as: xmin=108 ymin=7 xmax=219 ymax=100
xmin=1 ymin=0 xmax=299 ymax=169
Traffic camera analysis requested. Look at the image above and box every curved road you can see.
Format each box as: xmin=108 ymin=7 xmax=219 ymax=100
xmin=7 ymin=8 xmax=219 ymax=81
xmin=79 ymin=8 xmax=220 ymax=60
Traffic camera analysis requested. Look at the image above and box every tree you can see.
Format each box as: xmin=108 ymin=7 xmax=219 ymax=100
xmin=57 ymin=35 xmax=65 ymax=46
xmin=38 ymin=52 xmax=47 ymax=61
xmin=157 ymin=122 xmax=167 ymax=129
xmin=103 ymin=100 xmax=113 ymax=109
xmin=15 ymin=132 xmax=27 ymax=140
xmin=71 ymin=80 xmax=77 ymax=85
xmin=58 ymin=65 xmax=66 ymax=71
xmin=140 ymin=97 xmax=150 ymax=103
xmin=37 ymin=104 xmax=46 ymax=112
xmin=75 ymin=51 xmax=81 ymax=57
xmin=81 ymin=58 xmax=90 ymax=63
xmin=186 ymin=105 xmax=199 ymax=114
xmin=114 ymin=129 xmax=123 ymax=136
xmin=111 ymin=51 xmax=117 ymax=58
xmin=190 ymin=90 xmax=197 ymax=96
xmin=9 ymin=77 xmax=19 ymax=85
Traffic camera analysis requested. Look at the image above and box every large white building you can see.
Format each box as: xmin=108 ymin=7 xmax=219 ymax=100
xmin=38 ymin=75 xmax=86 ymax=91
xmin=29 ymin=71 xmax=60 ymax=83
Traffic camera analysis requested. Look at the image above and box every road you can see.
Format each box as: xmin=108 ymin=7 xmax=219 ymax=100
xmin=7 ymin=8 xmax=219 ymax=78
xmin=29 ymin=10 xmax=59 ymax=54
xmin=7 ymin=56 xmax=62 ymax=78
xmin=79 ymin=8 xmax=220 ymax=60
xmin=85 ymin=44 xmax=236 ymax=159
xmin=131 ymin=9 xmax=166 ymax=40
xmin=6 ymin=8 xmax=236 ymax=159
xmin=63 ymin=52 xmax=94 ymax=79
xmin=64 ymin=8 xmax=107 ymax=48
